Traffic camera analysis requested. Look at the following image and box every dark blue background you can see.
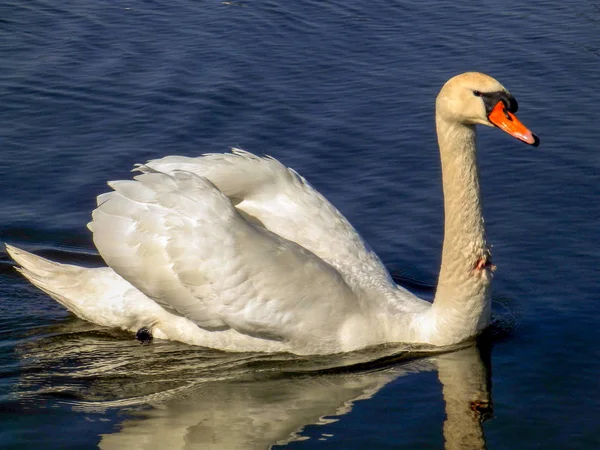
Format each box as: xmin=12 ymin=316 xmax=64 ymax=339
xmin=1 ymin=1 xmax=598 ymax=448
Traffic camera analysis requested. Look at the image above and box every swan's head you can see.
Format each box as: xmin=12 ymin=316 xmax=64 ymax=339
xmin=436 ymin=72 xmax=539 ymax=146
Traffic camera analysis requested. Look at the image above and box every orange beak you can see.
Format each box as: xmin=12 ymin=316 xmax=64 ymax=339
xmin=487 ymin=101 xmax=539 ymax=147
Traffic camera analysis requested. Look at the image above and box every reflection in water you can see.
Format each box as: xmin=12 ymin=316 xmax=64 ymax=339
xmin=437 ymin=343 xmax=492 ymax=450
xmin=15 ymin=320 xmax=493 ymax=449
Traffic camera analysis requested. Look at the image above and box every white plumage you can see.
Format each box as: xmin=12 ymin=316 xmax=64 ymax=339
xmin=7 ymin=73 xmax=538 ymax=354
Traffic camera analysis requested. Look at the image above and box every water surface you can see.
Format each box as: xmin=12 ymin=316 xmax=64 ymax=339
xmin=1 ymin=0 xmax=599 ymax=448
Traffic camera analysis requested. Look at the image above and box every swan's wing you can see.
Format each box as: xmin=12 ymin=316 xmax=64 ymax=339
xmin=89 ymin=170 xmax=360 ymax=345
xmin=137 ymin=149 xmax=398 ymax=293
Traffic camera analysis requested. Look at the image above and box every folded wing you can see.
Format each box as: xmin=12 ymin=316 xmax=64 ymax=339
xmin=89 ymin=169 xmax=361 ymax=345
xmin=139 ymin=149 xmax=400 ymax=294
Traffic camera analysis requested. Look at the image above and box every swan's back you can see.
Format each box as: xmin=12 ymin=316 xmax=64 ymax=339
xmin=88 ymin=150 xmax=425 ymax=353
xmin=139 ymin=150 xmax=418 ymax=303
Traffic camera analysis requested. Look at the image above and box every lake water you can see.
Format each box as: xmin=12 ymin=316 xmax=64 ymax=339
xmin=1 ymin=0 xmax=599 ymax=448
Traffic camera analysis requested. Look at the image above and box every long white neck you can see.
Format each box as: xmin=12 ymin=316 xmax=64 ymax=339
xmin=428 ymin=116 xmax=492 ymax=344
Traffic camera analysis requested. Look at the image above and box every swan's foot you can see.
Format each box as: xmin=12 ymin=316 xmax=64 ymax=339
xmin=136 ymin=327 xmax=153 ymax=344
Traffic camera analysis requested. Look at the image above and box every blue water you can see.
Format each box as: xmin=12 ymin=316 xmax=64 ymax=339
xmin=1 ymin=0 xmax=599 ymax=448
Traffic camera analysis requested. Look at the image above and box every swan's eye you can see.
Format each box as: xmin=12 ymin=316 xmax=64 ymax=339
xmin=473 ymin=90 xmax=482 ymax=97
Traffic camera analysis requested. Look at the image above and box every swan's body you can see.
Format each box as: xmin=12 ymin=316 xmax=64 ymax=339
xmin=7 ymin=72 xmax=538 ymax=355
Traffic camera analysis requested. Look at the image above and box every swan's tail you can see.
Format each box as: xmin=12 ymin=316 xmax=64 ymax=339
xmin=6 ymin=244 xmax=89 ymax=314
xmin=5 ymin=244 xmax=162 ymax=331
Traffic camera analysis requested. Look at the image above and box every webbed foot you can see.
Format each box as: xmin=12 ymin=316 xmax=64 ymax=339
xmin=136 ymin=327 xmax=153 ymax=344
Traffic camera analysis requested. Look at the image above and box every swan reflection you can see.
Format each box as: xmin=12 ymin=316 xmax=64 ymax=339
xmin=16 ymin=325 xmax=492 ymax=449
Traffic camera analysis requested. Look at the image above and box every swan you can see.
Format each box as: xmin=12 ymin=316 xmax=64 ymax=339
xmin=6 ymin=72 xmax=539 ymax=355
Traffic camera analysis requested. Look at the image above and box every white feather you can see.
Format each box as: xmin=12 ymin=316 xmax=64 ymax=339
xmin=8 ymin=73 xmax=528 ymax=354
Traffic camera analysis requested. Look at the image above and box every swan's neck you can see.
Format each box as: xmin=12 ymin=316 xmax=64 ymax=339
xmin=429 ymin=117 xmax=492 ymax=343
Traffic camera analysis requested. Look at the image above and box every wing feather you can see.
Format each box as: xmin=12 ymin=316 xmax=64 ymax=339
xmin=138 ymin=149 xmax=403 ymax=300
xmin=90 ymin=170 xmax=361 ymax=344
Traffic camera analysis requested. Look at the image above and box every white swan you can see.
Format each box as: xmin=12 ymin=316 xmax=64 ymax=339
xmin=6 ymin=72 xmax=538 ymax=355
